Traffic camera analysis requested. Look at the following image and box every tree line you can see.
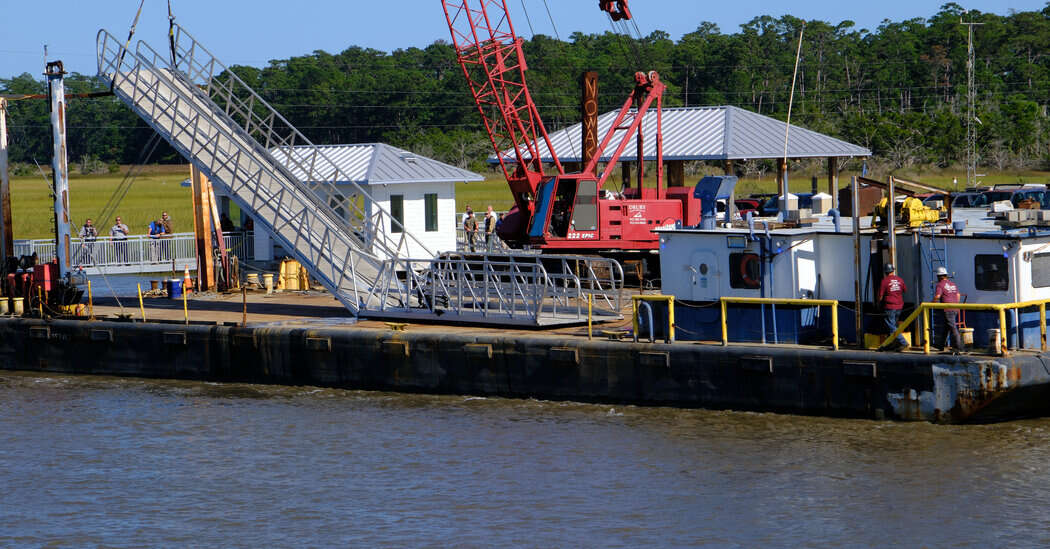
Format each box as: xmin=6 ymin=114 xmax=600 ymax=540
xmin=2 ymin=2 xmax=1049 ymax=176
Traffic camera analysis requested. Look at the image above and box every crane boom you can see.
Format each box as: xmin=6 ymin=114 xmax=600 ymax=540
xmin=441 ymin=0 xmax=563 ymax=218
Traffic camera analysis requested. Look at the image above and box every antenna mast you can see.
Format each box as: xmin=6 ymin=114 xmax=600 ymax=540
xmin=961 ymin=15 xmax=983 ymax=189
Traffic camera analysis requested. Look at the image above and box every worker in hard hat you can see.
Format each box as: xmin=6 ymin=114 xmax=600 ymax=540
xmin=877 ymin=263 xmax=908 ymax=350
xmin=933 ymin=266 xmax=963 ymax=353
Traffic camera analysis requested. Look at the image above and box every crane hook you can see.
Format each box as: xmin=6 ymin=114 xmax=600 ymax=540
xmin=599 ymin=0 xmax=632 ymax=21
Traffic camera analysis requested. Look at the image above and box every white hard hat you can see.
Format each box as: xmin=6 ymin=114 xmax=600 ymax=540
xmin=935 ymin=266 xmax=948 ymax=276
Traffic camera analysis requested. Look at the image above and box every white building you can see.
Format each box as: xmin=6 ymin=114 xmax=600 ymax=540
xmin=221 ymin=143 xmax=483 ymax=261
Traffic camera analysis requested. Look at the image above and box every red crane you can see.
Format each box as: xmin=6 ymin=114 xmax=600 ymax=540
xmin=441 ymin=0 xmax=700 ymax=258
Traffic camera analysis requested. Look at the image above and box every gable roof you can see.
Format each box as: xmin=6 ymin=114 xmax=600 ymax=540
xmin=272 ymin=143 xmax=484 ymax=185
xmin=492 ymin=106 xmax=871 ymax=164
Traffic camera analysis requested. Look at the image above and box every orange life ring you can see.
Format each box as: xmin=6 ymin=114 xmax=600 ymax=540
xmin=739 ymin=254 xmax=761 ymax=288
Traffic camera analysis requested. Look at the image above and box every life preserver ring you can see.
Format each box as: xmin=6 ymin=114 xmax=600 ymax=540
xmin=739 ymin=254 xmax=761 ymax=288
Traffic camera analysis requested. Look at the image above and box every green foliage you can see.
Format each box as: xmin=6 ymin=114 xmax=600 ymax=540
xmin=2 ymin=5 xmax=1049 ymax=175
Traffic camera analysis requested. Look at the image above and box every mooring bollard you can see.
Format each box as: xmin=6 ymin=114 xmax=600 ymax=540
xmin=0 ymin=298 xmax=9 ymax=315
xmin=263 ymin=273 xmax=274 ymax=295
xmin=11 ymin=297 xmax=23 ymax=316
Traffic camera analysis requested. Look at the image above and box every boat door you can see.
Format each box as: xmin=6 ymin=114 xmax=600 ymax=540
xmin=688 ymin=250 xmax=721 ymax=301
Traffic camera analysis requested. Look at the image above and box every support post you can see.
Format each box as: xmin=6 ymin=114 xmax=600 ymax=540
xmin=831 ymin=304 xmax=839 ymax=351
xmin=724 ymin=160 xmax=736 ymax=220
xmin=667 ymin=160 xmax=685 ymax=187
xmin=999 ymin=308 xmax=1009 ymax=357
xmin=46 ymin=61 xmax=72 ymax=279
xmin=720 ymin=298 xmax=728 ymax=346
xmin=0 ymin=98 xmax=12 ymax=258
xmin=888 ymin=176 xmax=897 ymax=269
xmin=777 ymin=157 xmax=788 ymax=217
xmin=923 ymin=307 xmax=930 ymax=355
xmin=827 ymin=157 xmax=838 ymax=210
xmin=190 ymin=166 xmax=215 ymax=291
xmin=1041 ymin=302 xmax=1046 ymax=352
xmin=852 ymin=176 xmax=863 ymax=345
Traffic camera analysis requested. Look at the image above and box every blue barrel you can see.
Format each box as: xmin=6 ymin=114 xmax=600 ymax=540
xmin=167 ymin=278 xmax=183 ymax=299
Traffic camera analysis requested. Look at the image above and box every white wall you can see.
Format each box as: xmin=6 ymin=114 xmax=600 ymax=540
xmin=365 ymin=181 xmax=456 ymax=259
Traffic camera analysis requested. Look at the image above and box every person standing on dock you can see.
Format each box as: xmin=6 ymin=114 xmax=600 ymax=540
xmin=77 ymin=218 xmax=98 ymax=266
xmin=148 ymin=219 xmax=165 ymax=262
xmin=484 ymin=205 xmax=495 ymax=252
xmin=160 ymin=211 xmax=174 ymax=261
xmin=934 ymin=266 xmax=963 ymax=353
xmin=110 ymin=216 xmax=130 ymax=265
xmin=463 ymin=210 xmax=478 ymax=252
xmin=878 ymin=263 xmax=908 ymax=350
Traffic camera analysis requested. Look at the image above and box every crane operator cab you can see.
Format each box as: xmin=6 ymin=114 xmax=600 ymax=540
xmin=529 ymin=176 xmax=599 ymax=241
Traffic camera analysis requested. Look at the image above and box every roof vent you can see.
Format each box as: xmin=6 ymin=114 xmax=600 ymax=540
xmin=400 ymin=153 xmax=417 ymax=163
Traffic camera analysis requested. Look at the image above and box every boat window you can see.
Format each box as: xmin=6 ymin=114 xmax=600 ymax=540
xmin=729 ymin=252 xmax=761 ymax=289
xmin=1033 ymin=253 xmax=1050 ymax=288
xmin=974 ymin=254 xmax=1009 ymax=291
xmin=571 ymin=180 xmax=598 ymax=231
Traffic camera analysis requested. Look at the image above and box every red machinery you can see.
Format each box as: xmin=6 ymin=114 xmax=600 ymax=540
xmin=441 ymin=0 xmax=700 ymax=257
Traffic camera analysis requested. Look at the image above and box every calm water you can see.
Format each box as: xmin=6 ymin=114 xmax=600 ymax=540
xmin=2 ymin=371 xmax=1050 ymax=547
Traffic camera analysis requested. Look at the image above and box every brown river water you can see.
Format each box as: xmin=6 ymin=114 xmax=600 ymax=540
xmin=2 ymin=370 xmax=1050 ymax=547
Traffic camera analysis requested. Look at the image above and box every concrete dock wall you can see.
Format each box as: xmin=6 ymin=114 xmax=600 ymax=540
xmin=2 ymin=317 xmax=1048 ymax=422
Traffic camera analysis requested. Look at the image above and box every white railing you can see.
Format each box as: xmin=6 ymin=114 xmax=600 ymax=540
xmin=13 ymin=232 xmax=254 ymax=274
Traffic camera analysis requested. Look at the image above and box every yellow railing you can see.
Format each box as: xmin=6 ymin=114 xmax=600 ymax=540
xmin=880 ymin=299 xmax=1050 ymax=356
xmin=632 ymin=295 xmax=675 ymax=343
xmin=720 ymin=297 xmax=839 ymax=351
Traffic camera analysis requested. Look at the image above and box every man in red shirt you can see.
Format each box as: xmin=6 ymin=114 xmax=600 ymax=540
xmin=933 ymin=266 xmax=963 ymax=353
xmin=878 ymin=263 xmax=908 ymax=350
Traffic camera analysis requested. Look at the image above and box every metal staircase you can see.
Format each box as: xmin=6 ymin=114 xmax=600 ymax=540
xmin=95 ymin=25 xmax=624 ymax=326
xmin=97 ymin=26 xmax=430 ymax=315
xmin=921 ymin=224 xmax=949 ymax=300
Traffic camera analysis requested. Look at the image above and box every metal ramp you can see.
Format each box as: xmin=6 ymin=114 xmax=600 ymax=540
xmin=96 ymin=25 xmax=623 ymax=326
xmin=97 ymin=26 xmax=430 ymax=315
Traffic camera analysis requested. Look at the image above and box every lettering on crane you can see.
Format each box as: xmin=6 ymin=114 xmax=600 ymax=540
xmin=628 ymin=204 xmax=647 ymax=225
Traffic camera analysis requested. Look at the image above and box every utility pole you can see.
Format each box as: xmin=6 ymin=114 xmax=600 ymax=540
xmin=0 ymin=98 xmax=12 ymax=258
xmin=46 ymin=61 xmax=72 ymax=279
xmin=961 ymin=16 xmax=983 ymax=190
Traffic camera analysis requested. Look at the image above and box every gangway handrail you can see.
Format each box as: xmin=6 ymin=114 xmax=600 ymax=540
xmin=720 ymin=297 xmax=840 ymax=351
xmin=879 ymin=298 xmax=1050 ymax=356
xmin=162 ymin=24 xmax=435 ymax=261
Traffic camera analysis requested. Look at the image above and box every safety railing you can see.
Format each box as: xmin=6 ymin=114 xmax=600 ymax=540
xmin=880 ymin=299 xmax=1050 ymax=356
xmin=373 ymin=253 xmax=623 ymax=324
xmin=13 ymin=232 xmax=254 ymax=270
xmin=720 ymin=297 xmax=840 ymax=351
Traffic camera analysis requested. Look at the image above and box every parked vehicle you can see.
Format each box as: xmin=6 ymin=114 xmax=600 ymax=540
xmin=951 ymin=192 xmax=988 ymax=208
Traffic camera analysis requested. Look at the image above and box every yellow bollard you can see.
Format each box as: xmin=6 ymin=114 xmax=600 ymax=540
xmin=137 ymin=283 xmax=146 ymax=322
xmin=1041 ymin=303 xmax=1047 ymax=352
xmin=87 ymin=280 xmax=95 ymax=320
xmin=183 ymin=284 xmax=189 ymax=325
xmin=720 ymin=299 xmax=728 ymax=346
xmin=922 ymin=307 xmax=930 ymax=355
xmin=999 ymin=308 xmax=1009 ymax=356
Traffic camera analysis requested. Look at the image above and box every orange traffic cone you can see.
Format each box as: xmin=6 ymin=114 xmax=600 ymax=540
xmin=183 ymin=266 xmax=192 ymax=295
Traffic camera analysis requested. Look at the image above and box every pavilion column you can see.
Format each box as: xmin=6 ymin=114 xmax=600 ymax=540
xmin=621 ymin=162 xmax=631 ymax=190
xmin=828 ymin=157 xmax=839 ymax=210
xmin=777 ymin=157 xmax=788 ymax=216
xmin=724 ymin=160 xmax=736 ymax=221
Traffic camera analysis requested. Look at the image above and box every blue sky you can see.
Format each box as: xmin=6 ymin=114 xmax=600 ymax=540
xmin=1 ymin=0 xmax=1046 ymax=78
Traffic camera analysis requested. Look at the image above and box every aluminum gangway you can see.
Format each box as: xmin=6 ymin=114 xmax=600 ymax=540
xmin=97 ymin=26 xmax=430 ymax=315
xmin=96 ymin=25 xmax=623 ymax=326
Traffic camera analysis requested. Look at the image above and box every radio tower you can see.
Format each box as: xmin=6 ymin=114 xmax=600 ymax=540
xmin=962 ymin=15 xmax=983 ymax=189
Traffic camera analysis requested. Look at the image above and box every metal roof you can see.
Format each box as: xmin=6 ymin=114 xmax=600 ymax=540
xmin=273 ymin=143 xmax=484 ymax=185
xmin=491 ymin=106 xmax=871 ymax=164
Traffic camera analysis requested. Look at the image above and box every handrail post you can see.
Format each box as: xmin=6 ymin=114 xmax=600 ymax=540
xmin=831 ymin=301 xmax=839 ymax=351
xmin=1041 ymin=303 xmax=1047 ymax=352
xmin=720 ymin=298 xmax=728 ymax=346
xmin=999 ymin=307 xmax=1009 ymax=357
xmin=922 ymin=306 xmax=930 ymax=355
xmin=632 ymin=297 xmax=639 ymax=342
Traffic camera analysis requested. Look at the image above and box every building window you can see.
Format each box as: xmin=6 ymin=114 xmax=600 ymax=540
xmin=1033 ymin=253 xmax=1050 ymax=288
xmin=390 ymin=195 xmax=404 ymax=233
xmin=974 ymin=254 xmax=1009 ymax=291
xmin=729 ymin=252 xmax=761 ymax=289
xmin=424 ymin=193 xmax=438 ymax=232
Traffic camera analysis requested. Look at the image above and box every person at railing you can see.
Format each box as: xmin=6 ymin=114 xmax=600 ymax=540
xmin=484 ymin=205 xmax=496 ymax=253
xmin=160 ymin=212 xmax=174 ymax=261
xmin=934 ymin=266 xmax=963 ymax=354
xmin=110 ymin=216 xmax=130 ymax=265
xmin=877 ymin=263 xmax=908 ymax=351
xmin=148 ymin=218 xmax=165 ymax=262
xmin=77 ymin=219 xmax=98 ymax=266
xmin=463 ymin=209 xmax=478 ymax=253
